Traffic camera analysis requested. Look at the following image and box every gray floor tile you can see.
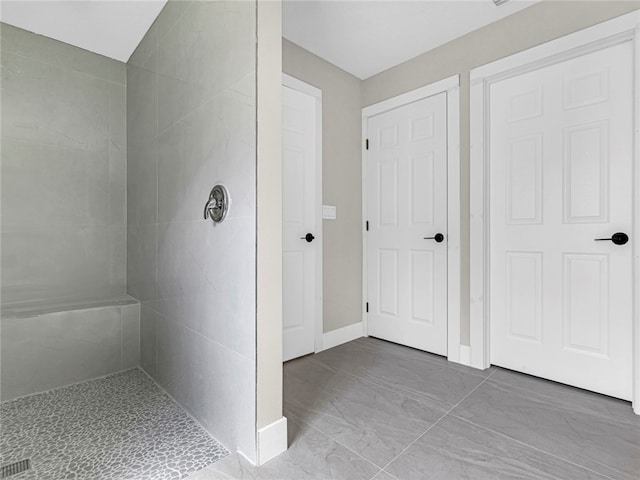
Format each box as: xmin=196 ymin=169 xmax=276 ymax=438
xmin=284 ymin=358 xmax=443 ymax=467
xmin=453 ymin=374 xmax=640 ymax=480
xmin=189 ymin=416 xmax=380 ymax=480
xmin=386 ymin=416 xmax=609 ymax=480
xmin=353 ymin=337 xmax=494 ymax=378
xmin=313 ymin=339 xmax=487 ymax=410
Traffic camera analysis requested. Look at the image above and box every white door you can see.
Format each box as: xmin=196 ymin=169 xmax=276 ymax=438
xmin=282 ymin=84 xmax=319 ymax=362
xmin=366 ymin=93 xmax=448 ymax=355
xmin=489 ymin=42 xmax=633 ymax=399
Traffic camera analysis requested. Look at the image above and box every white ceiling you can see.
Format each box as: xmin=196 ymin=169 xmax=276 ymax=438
xmin=0 ymin=0 xmax=539 ymax=74
xmin=0 ymin=0 xmax=167 ymax=62
xmin=283 ymin=0 xmax=541 ymax=79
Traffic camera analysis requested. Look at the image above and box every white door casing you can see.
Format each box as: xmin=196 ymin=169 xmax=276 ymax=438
xmin=489 ymin=41 xmax=633 ymax=400
xmin=282 ymin=75 xmax=322 ymax=362
xmin=470 ymin=12 xmax=640 ymax=411
xmin=362 ymin=76 xmax=460 ymax=358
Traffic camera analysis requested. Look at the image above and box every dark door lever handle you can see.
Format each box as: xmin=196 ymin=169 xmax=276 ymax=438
xmin=300 ymin=233 xmax=315 ymax=243
xmin=424 ymin=233 xmax=444 ymax=243
xmin=594 ymin=232 xmax=629 ymax=245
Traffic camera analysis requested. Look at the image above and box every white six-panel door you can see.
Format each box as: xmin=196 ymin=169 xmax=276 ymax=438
xmin=489 ymin=41 xmax=633 ymax=399
xmin=367 ymin=93 xmax=448 ymax=355
xmin=282 ymin=84 xmax=318 ymax=362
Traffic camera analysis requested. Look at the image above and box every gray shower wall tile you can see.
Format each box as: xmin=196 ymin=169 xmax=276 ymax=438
xmin=108 ymin=225 xmax=127 ymax=297
xmin=1 ymin=25 xmax=127 ymax=303
xmin=156 ymin=0 xmax=255 ymax=130
xmin=157 ymin=89 xmax=256 ymax=225
xmin=1 ymin=51 xmax=110 ymax=152
xmin=155 ymin=218 xmax=256 ymax=359
xmin=140 ymin=304 xmax=158 ymax=378
xmin=0 ymin=137 xmax=102 ymax=227
xmin=122 ymin=303 xmax=141 ymax=369
xmin=127 ymin=0 xmax=258 ymax=460
xmin=1 ymin=306 xmax=122 ymax=401
xmin=127 ymin=224 xmax=158 ymax=303
xmin=196 ymin=330 xmax=257 ymax=461
xmin=109 ymin=59 xmax=127 ymax=86
xmin=110 ymin=82 xmax=128 ymax=154
xmin=158 ymin=92 xmax=256 ymax=223
xmin=127 ymin=144 xmax=158 ymax=226
xmin=126 ymin=64 xmax=158 ymax=148
xmin=0 ymin=22 xmax=112 ymax=81
xmin=1 ymin=224 xmax=114 ymax=302
xmin=109 ymin=83 xmax=127 ymax=227
xmin=153 ymin=312 xmax=256 ymax=457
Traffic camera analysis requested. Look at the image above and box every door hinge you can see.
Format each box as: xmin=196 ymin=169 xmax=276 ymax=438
xmin=365 ymin=139 xmax=369 ymax=150
xmin=366 ymin=221 xmax=369 ymax=231
xmin=366 ymin=302 xmax=369 ymax=313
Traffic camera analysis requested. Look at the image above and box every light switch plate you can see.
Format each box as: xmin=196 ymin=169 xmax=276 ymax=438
xmin=322 ymin=205 xmax=337 ymax=220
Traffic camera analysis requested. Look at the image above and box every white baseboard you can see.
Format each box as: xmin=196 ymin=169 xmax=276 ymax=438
xmin=321 ymin=322 xmax=364 ymax=351
xmin=459 ymin=345 xmax=471 ymax=366
xmin=256 ymin=417 xmax=288 ymax=466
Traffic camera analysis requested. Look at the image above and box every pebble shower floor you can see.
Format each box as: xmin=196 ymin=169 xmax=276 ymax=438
xmin=0 ymin=369 xmax=228 ymax=479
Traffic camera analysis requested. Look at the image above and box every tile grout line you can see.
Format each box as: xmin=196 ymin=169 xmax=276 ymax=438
xmin=309 ymin=355 xmax=483 ymax=413
xmin=284 ymin=410 xmax=384 ymax=478
xmin=449 ymin=414 xmax=618 ymax=480
xmin=376 ymin=368 xmax=499 ymax=473
xmin=307 ymin=357 xmax=447 ymax=408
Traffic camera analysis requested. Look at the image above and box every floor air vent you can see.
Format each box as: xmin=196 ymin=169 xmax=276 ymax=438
xmin=1 ymin=459 xmax=31 ymax=478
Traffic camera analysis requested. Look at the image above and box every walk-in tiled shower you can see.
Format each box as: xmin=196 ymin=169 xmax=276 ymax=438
xmin=1 ymin=1 xmax=259 ymax=477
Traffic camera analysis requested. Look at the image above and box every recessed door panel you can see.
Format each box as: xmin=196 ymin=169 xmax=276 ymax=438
xmin=563 ymin=121 xmax=608 ymax=223
xmin=378 ymin=249 xmax=399 ymax=317
xmin=411 ymin=250 xmax=434 ymax=325
xmin=563 ymin=254 xmax=609 ymax=356
xmin=411 ymin=154 xmax=435 ymax=226
xmin=506 ymin=252 xmax=542 ymax=343
xmin=506 ymin=135 xmax=542 ymax=225
xmin=378 ymin=160 xmax=399 ymax=227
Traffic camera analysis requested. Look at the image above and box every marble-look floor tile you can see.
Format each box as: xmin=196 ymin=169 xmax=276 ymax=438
xmin=453 ymin=374 xmax=640 ymax=480
xmin=352 ymin=337 xmax=494 ymax=378
xmin=313 ymin=339 xmax=487 ymax=410
xmin=386 ymin=416 xmax=609 ymax=480
xmin=284 ymin=357 xmax=443 ymax=467
xmin=187 ymin=417 xmax=380 ymax=480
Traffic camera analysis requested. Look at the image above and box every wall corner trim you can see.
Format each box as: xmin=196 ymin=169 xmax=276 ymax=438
xmin=256 ymin=417 xmax=288 ymax=466
xmin=322 ymin=322 xmax=365 ymax=351
xmin=456 ymin=345 xmax=472 ymax=367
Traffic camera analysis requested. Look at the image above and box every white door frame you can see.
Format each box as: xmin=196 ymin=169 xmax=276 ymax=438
xmin=469 ymin=11 xmax=640 ymax=413
xmin=282 ymin=73 xmax=324 ymax=354
xmin=361 ymin=75 xmax=462 ymax=362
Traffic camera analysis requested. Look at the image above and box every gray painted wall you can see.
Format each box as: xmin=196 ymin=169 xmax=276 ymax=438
xmin=127 ymin=0 xmax=257 ymax=459
xmin=1 ymin=24 xmax=127 ymax=304
xmin=363 ymin=0 xmax=640 ymax=345
xmin=283 ymin=39 xmax=364 ymax=334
